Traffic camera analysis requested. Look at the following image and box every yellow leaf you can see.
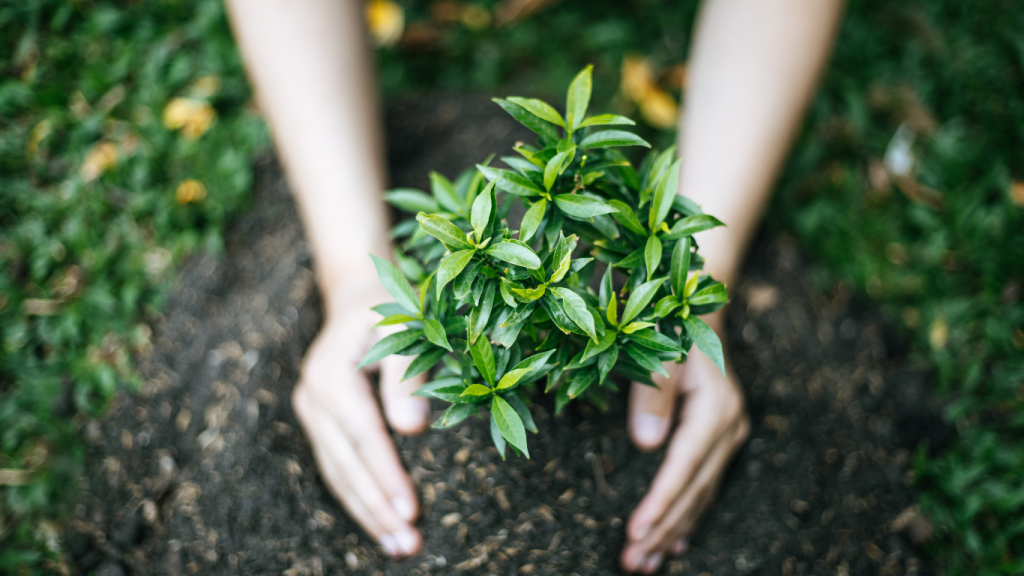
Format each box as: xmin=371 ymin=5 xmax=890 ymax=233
xmin=80 ymin=141 xmax=118 ymax=182
xmin=638 ymin=87 xmax=679 ymax=130
xmin=163 ymin=98 xmax=216 ymax=139
xmin=175 ymin=179 xmax=207 ymax=204
xmin=365 ymin=0 xmax=405 ymax=47
xmin=621 ymin=55 xmax=655 ymax=102
xmin=929 ymin=317 xmax=948 ymax=350
xmin=26 ymin=118 xmax=52 ymax=160
xmin=1010 ymin=181 xmax=1024 ymax=208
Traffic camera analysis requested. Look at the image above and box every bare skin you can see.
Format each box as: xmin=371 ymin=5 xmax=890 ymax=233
xmin=225 ymin=0 xmax=842 ymax=568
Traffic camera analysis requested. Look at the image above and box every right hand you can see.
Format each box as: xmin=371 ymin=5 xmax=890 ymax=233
xmin=292 ymin=289 xmax=431 ymax=557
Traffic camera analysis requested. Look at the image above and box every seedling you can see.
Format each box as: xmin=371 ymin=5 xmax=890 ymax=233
xmin=363 ymin=66 xmax=728 ymax=458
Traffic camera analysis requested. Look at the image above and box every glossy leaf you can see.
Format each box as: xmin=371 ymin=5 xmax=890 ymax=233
xmin=402 ymin=347 xmax=448 ymax=381
xmin=578 ymin=114 xmax=635 ymax=128
xmin=477 ymin=165 xmax=544 ymax=197
xmin=544 ymin=147 xmax=576 ymax=191
xmin=607 ymin=199 xmax=646 ymax=235
xmin=492 ymin=396 xmax=529 ymax=457
xmin=461 ymin=384 xmax=493 ymax=397
xmin=490 ymin=411 xmax=507 ymax=459
xmin=644 ymin=234 xmax=662 ymax=282
xmin=663 ymin=214 xmax=726 ymax=240
xmin=581 ymin=329 xmax=616 ymax=363
xmin=621 ymin=277 xmax=666 ymax=325
xmin=430 ymin=171 xmax=463 ymax=216
xmin=519 ymin=198 xmax=547 ymax=244
xmin=579 ymin=130 xmax=651 ymax=150
xmin=550 ymin=287 xmax=598 ymax=341
xmin=486 ymin=241 xmax=541 ymax=269
xmin=567 ymin=369 xmax=596 ymax=398
xmin=507 ymin=96 xmax=565 ymax=127
xmin=553 ymin=194 xmax=617 ymax=218
xmin=670 ymin=237 xmax=691 ymax=297
xmin=470 ymin=180 xmax=494 ymax=243
xmin=683 ymin=315 xmax=725 ymax=376
xmin=370 ymin=255 xmax=421 ymax=317
xmin=358 ymin=329 xmax=423 ymax=368
xmin=505 ymin=393 xmax=538 ymax=433
xmin=492 ymin=98 xmax=560 ymax=141
xmin=598 ymin=344 xmax=618 ymax=385
xmin=374 ymin=314 xmax=419 ymax=327
xmin=649 ymin=159 xmax=680 ymax=231
xmin=436 ymin=249 xmax=476 ymax=299
xmin=385 ymin=188 xmax=439 ymax=214
xmin=417 ymin=213 xmax=475 ymax=251
xmin=627 ymin=328 xmax=684 ymax=352
xmin=620 ymin=321 xmax=655 ymax=334
xmin=414 ymin=377 xmax=467 ymax=403
xmin=432 ymin=403 xmax=477 ymax=429
xmin=625 ymin=343 xmax=669 ymax=377
xmin=689 ymin=283 xmax=728 ymax=305
xmin=566 ymin=64 xmax=593 ymax=132
xmin=423 ymin=318 xmax=453 ymax=351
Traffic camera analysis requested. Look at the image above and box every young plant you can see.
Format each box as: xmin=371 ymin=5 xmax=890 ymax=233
xmin=363 ymin=66 xmax=728 ymax=459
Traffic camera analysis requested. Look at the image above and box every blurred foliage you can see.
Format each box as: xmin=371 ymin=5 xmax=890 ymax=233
xmin=0 ymin=0 xmax=267 ymax=570
xmin=1 ymin=0 xmax=1022 ymax=572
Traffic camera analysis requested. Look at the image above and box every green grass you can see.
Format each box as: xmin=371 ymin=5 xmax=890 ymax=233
xmin=1 ymin=0 xmax=1021 ymax=573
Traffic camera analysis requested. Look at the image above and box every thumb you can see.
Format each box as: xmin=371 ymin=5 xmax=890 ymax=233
xmin=628 ymin=363 xmax=679 ymax=451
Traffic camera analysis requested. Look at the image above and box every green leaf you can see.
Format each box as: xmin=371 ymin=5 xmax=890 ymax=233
xmin=358 ymin=329 xmax=423 ymax=368
xmin=544 ymin=147 xmax=576 ymax=191
xmin=470 ymin=336 xmax=496 ymax=386
xmin=621 ymin=277 xmax=666 ymax=325
xmin=492 ymin=396 xmax=529 ymax=457
xmin=663 ymin=214 xmax=726 ymax=240
xmin=566 ymin=64 xmax=593 ymax=133
xmin=627 ymin=328 xmax=684 ymax=352
xmin=505 ymin=349 xmax=556 ymax=383
xmin=373 ymin=314 xmax=419 ymax=327
xmin=477 ymin=165 xmax=544 ymax=197
xmin=683 ymin=316 xmax=725 ymax=376
xmin=423 ymin=318 xmax=453 ymax=351
xmin=432 ymin=403 xmax=477 ymax=429
xmin=490 ymin=411 xmax=507 ymax=459
xmin=579 ymin=130 xmax=651 ymax=150
xmin=607 ymin=199 xmax=646 ymax=235
xmin=417 ymin=213 xmax=475 ymax=251
xmin=620 ymin=321 xmax=655 ymax=334
xmin=670 ymin=237 xmax=691 ymax=297
xmin=370 ymin=255 xmax=421 ymax=317
xmin=606 ymin=293 xmax=618 ymax=326
xmin=501 ymin=302 xmax=535 ymax=327
xmin=649 ymin=159 xmax=680 ymax=231
xmin=384 ymin=188 xmax=439 ymax=214
xmin=430 ymin=171 xmax=464 ymax=216
xmin=644 ymin=234 xmax=662 ymax=282
xmin=486 ymin=241 xmax=541 ymax=269
xmin=492 ymin=98 xmax=561 ymax=141
xmin=553 ymin=194 xmax=617 ymax=219
xmin=402 ymin=347 xmax=448 ymax=381
xmin=504 ymin=393 xmax=538 ymax=433
xmin=437 ymin=249 xmax=476 ymax=299
xmin=496 ymin=367 xmax=532 ymax=390
xmin=519 ymin=198 xmax=547 ymax=243
xmin=578 ymin=114 xmax=636 ymax=128
xmin=653 ymin=295 xmax=681 ymax=318
xmin=613 ymin=245 xmax=646 ymax=269
xmin=470 ymin=180 xmax=495 ymax=243
xmin=506 ymin=96 xmax=565 ymax=127
xmin=689 ymin=283 xmax=728 ymax=306
xmin=599 ymin=264 xmax=614 ymax=309
xmin=567 ymin=369 xmax=597 ymax=398
xmin=598 ymin=344 xmax=618 ymax=385
xmin=468 ymin=283 xmax=496 ymax=344
xmin=461 ymin=384 xmax=493 ymax=397
xmin=625 ymin=343 xmax=669 ymax=377
xmin=548 ymin=250 xmax=573 ymax=285
xmin=581 ymin=329 xmax=616 ymax=362
xmin=415 ymin=377 xmax=466 ymax=403
xmin=683 ymin=271 xmax=699 ymax=298
xmin=550 ymin=287 xmax=598 ymax=341
xmin=511 ymin=284 xmax=546 ymax=301
xmin=499 ymin=279 xmax=518 ymax=308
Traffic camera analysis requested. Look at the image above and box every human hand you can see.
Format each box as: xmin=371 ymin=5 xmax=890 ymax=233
xmin=619 ymin=317 xmax=750 ymax=573
xmin=292 ymin=288 xmax=431 ymax=558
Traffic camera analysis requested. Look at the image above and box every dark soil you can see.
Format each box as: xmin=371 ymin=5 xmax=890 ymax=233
xmin=66 ymin=95 xmax=948 ymax=576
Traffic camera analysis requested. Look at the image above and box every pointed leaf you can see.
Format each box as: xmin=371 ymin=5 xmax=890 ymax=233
xmin=598 ymin=344 xmax=618 ymax=385
xmin=566 ymin=65 xmax=593 ymax=132
xmin=370 ymin=255 xmax=421 ymax=317
xmin=519 ymin=198 xmax=547 ymax=243
xmin=432 ymin=403 xmax=477 ymax=429
xmin=461 ymin=384 xmax=493 ymax=397
xmin=374 ymin=314 xmax=419 ymax=327
xmin=621 ymin=277 xmax=666 ymax=325
xmin=402 ymin=347 xmax=448 ymax=381
xmin=468 ymin=283 xmax=496 ymax=344
xmin=599 ymin=264 xmax=614 ymax=309
xmin=358 ymin=329 xmax=423 ymax=368
xmin=607 ymin=199 xmax=646 ymax=235
xmin=627 ymin=328 xmax=684 ymax=352
xmin=579 ymin=130 xmax=651 ymax=150
xmin=625 ymin=343 xmax=669 ymax=377
xmin=470 ymin=180 xmax=495 ymax=243
xmin=553 ymin=194 xmax=617 ymax=219
xmin=649 ymin=159 xmax=680 ymax=231
xmin=417 ymin=213 xmax=475 ymax=251
xmin=504 ymin=393 xmax=538 ymax=433
xmin=436 ymin=249 xmax=476 ymax=299
xmin=578 ymin=114 xmax=636 ymax=128
xmin=470 ymin=336 xmax=496 ymax=386
xmin=505 ymin=349 xmax=556 ymax=383
xmin=581 ymin=330 xmax=616 ymax=362
xmin=620 ymin=321 xmax=655 ymax=334
xmin=663 ymin=214 xmax=726 ymax=240
xmin=492 ymin=98 xmax=560 ymax=141
xmin=490 ymin=412 xmax=507 ymax=459
xmin=606 ymin=294 xmax=619 ymax=327
xmin=384 ymin=188 xmax=439 ymax=213
xmin=430 ymin=171 xmax=463 ymax=216
xmin=653 ymin=295 xmax=682 ymax=318
xmin=688 ymin=283 xmax=728 ymax=306
xmin=478 ymin=165 xmax=544 ymax=197
xmin=544 ymin=147 xmax=576 ymax=191
xmin=511 ymin=284 xmax=546 ymax=301
xmin=683 ymin=316 xmax=725 ymax=376
xmin=423 ymin=318 xmax=453 ymax=351
xmin=683 ymin=272 xmax=699 ymax=298
xmin=491 ymin=396 xmax=529 ymax=457
xmin=506 ymin=96 xmax=565 ymax=127
xmin=486 ymin=241 xmax=541 ymax=269
xmin=644 ymin=235 xmax=662 ymax=282
xmin=496 ymin=367 xmax=532 ymax=390
xmin=567 ymin=369 xmax=597 ymax=398
xmin=550 ymin=287 xmax=597 ymax=341
xmin=670 ymin=237 xmax=691 ymax=297
xmin=415 ymin=377 xmax=467 ymax=403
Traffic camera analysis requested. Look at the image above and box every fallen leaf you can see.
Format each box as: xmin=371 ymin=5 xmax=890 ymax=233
xmin=621 ymin=55 xmax=655 ymax=102
xmin=175 ymin=179 xmax=207 ymax=204
xmin=1010 ymin=181 xmax=1024 ymax=207
xmin=163 ymin=98 xmax=216 ymax=139
xmin=929 ymin=316 xmax=948 ymax=350
xmin=638 ymin=87 xmax=678 ymax=129
xmin=80 ymin=141 xmax=118 ymax=181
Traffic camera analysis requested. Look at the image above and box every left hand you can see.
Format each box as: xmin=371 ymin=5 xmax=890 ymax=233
xmin=619 ymin=324 xmax=750 ymax=573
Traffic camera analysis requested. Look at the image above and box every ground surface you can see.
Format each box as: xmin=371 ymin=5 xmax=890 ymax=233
xmin=66 ymin=96 xmax=947 ymax=576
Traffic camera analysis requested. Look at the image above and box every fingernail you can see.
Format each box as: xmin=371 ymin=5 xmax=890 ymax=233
xmin=671 ymin=538 xmax=688 ymax=555
xmin=644 ymin=552 xmax=663 ymax=573
xmin=392 ymin=497 xmax=415 ymax=522
xmin=632 ymin=413 xmax=666 ymax=447
xmin=379 ymin=533 xmax=400 ymax=556
xmin=632 ymin=553 xmax=648 ymax=572
xmin=388 ymin=397 xmax=428 ymax=431
xmin=394 ymin=529 xmax=418 ymax=556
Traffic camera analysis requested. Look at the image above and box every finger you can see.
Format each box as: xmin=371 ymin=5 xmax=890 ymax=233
xmin=298 ymin=382 xmax=422 ymax=556
xmin=380 ymin=352 xmax=430 ymax=435
xmin=628 ymin=363 xmax=679 ymax=450
xmin=626 ymin=383 xmax=721 ymax=543
xmin=328 ymin=370 xmax=423 ymax=525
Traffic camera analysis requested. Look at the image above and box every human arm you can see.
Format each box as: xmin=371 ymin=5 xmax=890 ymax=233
xmin=622 ymin=0 xmax=844 ymax=572
xmin=224 ymin=0 xmax=428 ymax=557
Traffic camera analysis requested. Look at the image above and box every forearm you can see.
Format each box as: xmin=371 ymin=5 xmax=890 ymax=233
xmin=225 ymin=0 xmax=390 ymax=312
xmin=680 ymin=0 xmax=844 ymax=287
